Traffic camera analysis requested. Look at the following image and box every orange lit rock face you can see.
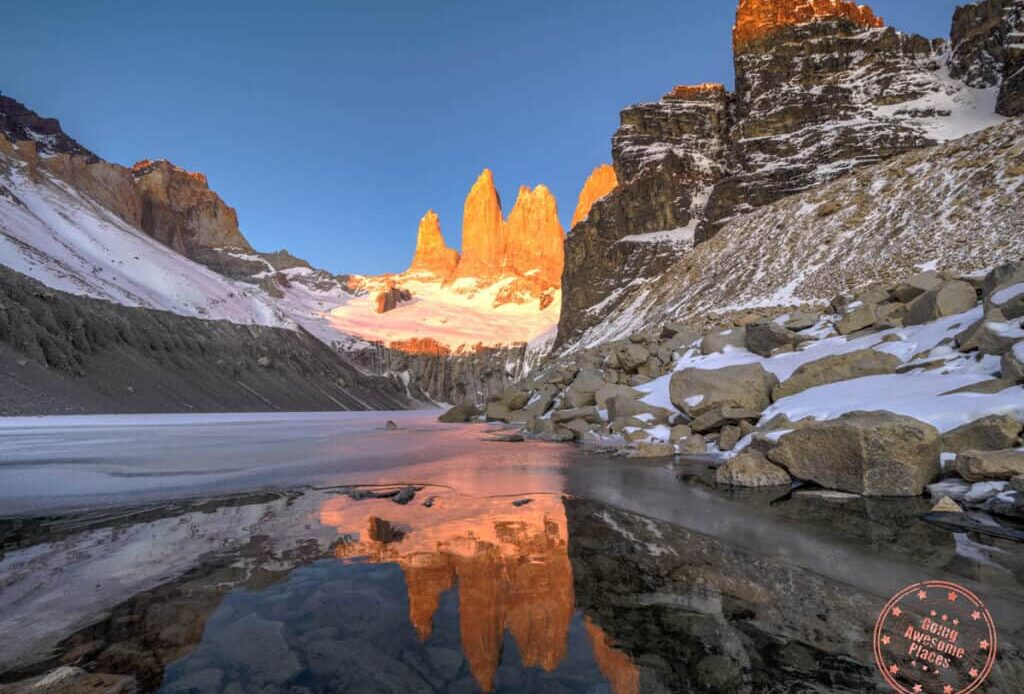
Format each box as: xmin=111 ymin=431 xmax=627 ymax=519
xmin=571 ymin=164 xmax=619 ymax=228
xmin=664 ymin=83 xmax=728 ymax=102
xmin=733 ymin=0 xmax=884 ymax=52
xmin=453 ymin=169 xmax=507 ymax=280
xmin=322 ymin=495 xmax=611 ymax=693
xmin=504 ymin=184 xmax=565 ymax=290
xmin=408 ymin=210 xmax=460 ymax=277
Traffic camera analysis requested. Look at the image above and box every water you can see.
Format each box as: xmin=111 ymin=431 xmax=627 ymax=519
xmin=0 ymin=412 xmax=1021 ymax=693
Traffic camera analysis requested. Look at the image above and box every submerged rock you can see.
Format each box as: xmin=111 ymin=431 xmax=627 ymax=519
xmin=930 ymin=496 xmax=964 ymax=513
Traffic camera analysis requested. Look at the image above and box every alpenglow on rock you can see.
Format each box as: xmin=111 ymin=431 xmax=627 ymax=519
xmin=733 ymin=0 xmax=884 ymax=52
xmin=453 ymin=169 xmax=506 ymax=281
xmin=504 ymin=184 xmax=565 ymax=291
xmin=407 ymin=210 xmax=459 ymax=277
xmin=571 ymin=164 xmax=618 ymax=228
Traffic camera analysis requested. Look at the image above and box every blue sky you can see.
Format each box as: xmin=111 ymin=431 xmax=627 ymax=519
xmin=3 ymin=0 xmax=963 ymax=275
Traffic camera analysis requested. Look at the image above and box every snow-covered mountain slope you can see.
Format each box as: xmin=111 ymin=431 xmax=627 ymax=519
xmin=0 ymin=150 xmax=287 ymax=328
xmin=564 ymin=116 xmax=1024 ymax=350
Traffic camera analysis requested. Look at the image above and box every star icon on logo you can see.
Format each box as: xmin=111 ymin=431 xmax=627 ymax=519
xmin=969 ymin=667 xmax=980 ymax=678
xmin=971 ymin=610 xmax=981 ymax=620
xmin=980 ymin=640 xmax=990 ymax=650
xmin=889 ymin=664 xmax=899 ymax=674
xmin=948 ymin=591 xmax=958 ymax=602
xmin=893 ymin=607 xmax=902 ymax=617
xmin=917 ymin=590 xmax=927 ymax=600
xmin=944 ymin=686 xmax=954 ymax=694
xmin=913 ymin=685 xmax=922 ymax=693
xmin=881 ymin=635 xmax=891 ymax=645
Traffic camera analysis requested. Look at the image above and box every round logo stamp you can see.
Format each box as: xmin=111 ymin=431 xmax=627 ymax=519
xmin=873 ymin=581 xmax=997 ymax=694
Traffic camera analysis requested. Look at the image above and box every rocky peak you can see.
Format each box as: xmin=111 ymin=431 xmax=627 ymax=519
xmin=130 ymin=157 xmax=252 ymax=256
xmin=504 ymin=184 xmax=564 ymax=290
xmin=571 ymin=164 xmax=619 ymax=228
xmin=453 ymin=169 xmax=506 ymax=280
xmin=408 ymin=209 xmax=459 ymax=277
xmin=949 ymin=0 xmax=1024 ymax=116
xmin=0 ymin=95 xmax=96 ymax=159
xmin=733 ymin=0 xmax=884 ymax=52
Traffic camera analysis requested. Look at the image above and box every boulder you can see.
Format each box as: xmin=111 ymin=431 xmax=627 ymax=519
xmin=987 ymin=281 xmax=1024 ymax=319
xmin=874 ymin=303 xmax=906 ymax=329
xmin=678 ymin=434 xmax=707 ymax=455
xmin=718 ymin=424 xmax=742 ymax=451
xmin=670 ymin=363 xmax=779 ymax=417
xmin=767 ymin=411 xmax=941 ymax=496
xmin=956 ymin=449 xmax=1024 ymax=482
xmin=484 ymin=401 xmax=511 ymax=422
xmin=701 ymin=327 xmax=746 ymax=354
xmin=836 ymin=304 xmax=876 ymax=335
xmin=500 ymin=388 xmax=531 ymax=411
xmin=955 ymin=313 xmax=1021 ymax=356
xmin=594 ymin=383 xmax=642 ymax=410
xmin=689 ymin=405 xmax=760 ymax=434
xmin=940 ymin=415 xmax=1022 ymax=454
xmin=628 ymin=442 xmax=676 ymax=458
xmin=1011 ymin=475 xmax=1024 ymax=493
xmin=563 ymin=418 xmax=598 ymax=439
xmin=606 ymin=395 xmax=671 ymax=424
xmin=745 ymin=322 xmax=796 ymax=357
xmin=856 ymin=284 xmax=892 ymax=306
xmin=783 ymin=311 xmax=820 ymax=331
xmin=904 ymin=281 xmax=977 ymax=326
xmin=891 ymin=271 xmax=943 ymax=303
xmin=669 ymin=424 xmax=693 ymax=442
xmin=963 ymin=480 xmax=1009 ymax=505
xmin=1002 ymin=345 xmax=1024 ymax=382
xmin=982 ymin=260 xmax=1024 ymax=301
xmin=551 ymin=406 xmax=603 ymax=425
xmin=715 ymin=450 xmax=791 ymax=488
xmin=617 ymin=343 xmax=651 ymax=372
xmin=930 ymin=496 xmax=963 ymax=513
xmin=439 ymin=401 xmax=480 ymax=423
xmin=563 ymin=368 xmax=608 ymax=408
xmin=523 ymin=386 xmax=557 ymax=417
xmin=772 ymin=349 xmax=902 ymax=400
xmin=661 ymin=324 xmax=702 ymax=350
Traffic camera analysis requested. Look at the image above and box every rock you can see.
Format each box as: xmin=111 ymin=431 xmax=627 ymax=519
xmin=772 ymin=349 xmax=903 ymax=400
xmin=701 ymin=327 xmax=746 ymax=354
xmin=689 ymin=405 xmax=760 ymax=434
xmin=956 ymin=449 xmax=1024 ymax=481
xmin=940 ymin=415 xmax=1022 ymax=454
xmin=718 ymin=424 xmax=742 ymax=451
xmin=628 ymin=442 xmax=676 ymax=458
xmin=767 ymin=411 xmax=941 ymax=496
xmin=985 ymin=491 xmax=1024 ymax=520
xmin=407 ymin=210 xmax=459 ymax=277
xmin=930 ymin=496 xmax=964 ymax=513
xmin=606 ymin=395 xmax=671 ymax=424
xmin=891 ymin=271 xmax=943 ymax=303
xmin=572 ymin=164 xmax=619 ymax=227
xmin=874 ymin=303 xmax=907 ymax=329
xmin=783 ymin=311 xmax=820 ymax=331
xmin=484 ymin=400 xmax=511 ymax=422
xmin=439 ymin=401 xmax=480 ymax=423
xmin=499 ymin=387 xmax=531 ymax=411
xmin=927 ymin=478 xmax=972 ymax=502
xmin=982 ymin=260 xmax=1024 ymax=301
xmin=733 ymin=0 xmax=883 ymax=51
xmin=941 ymin=378 xmax=1018 ymax=395
xmin=670 ymin=363 xmax=779 ymax=417
xmin=956 ymin=313 xmax=1021 ymax=356
xmin=374 ymin=285 xmax=413 ymax=313
xmin=988 ymin=280 xmax=1024 ymax=319
xmin=715 ymin=450 xmax=791 ymax=487
xmin=563 ymin=368 xmax=607 ymax=408
xmin=504 ymin=184 xmax=565 ymax=289
xmin=392 ymin=486 xmax=418 ymax=505
xmin=385 ymin=420 xmax=399 ymax=431
xmin=1002 ymin=344 xmax=1024 ymax=382
xmin=963 ymin=480 xmax=1010 ymax=504
xmin=563 ymin=418 xmax=598 ymax=439
xmin=678 ymin=434 xmax=707 ymax=456
xmin=905 ymin=280 xmax=978 ymax=326
xmin=595 ymin=383 xmax=641 ymax=410
xmin=551 ymin=406 xmax=603 ymax=424
xmin=512 ymin=498 xmax=533 ymax=507
xmin=660 ymin=322 xmax=702 ymax=349
xmin=616 ymin=343 xmax=651 ymax=372
xmin=745 ymin=321 xmax=796 ymax=357
xmin=451 ymin=169 xmax=506 ymax=280
xmin=1012 ymin=475 xmax=1024 ymax=493
xmin=669 ymin=424 xmax=693 ymax=442
xmin=836 ymin=304 xmax=876 ymax=335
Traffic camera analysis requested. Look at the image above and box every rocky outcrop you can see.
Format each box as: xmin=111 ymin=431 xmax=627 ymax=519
xmin=555 ymin=0 xmax=1014 ymax=351
xmin=452 ymin=169 xmax=506 ymax=281
xmin=0 ymin=265 xmax=412 ymax=415
xmin=733 ymin=0 xmax=884 ymax=53
xmin=504 ymin=185 xmax=564 ymax=291
xmin=950 ymin=0 xmax=1024 ymax=117
xmin=570 ymin=164 xmax=618 ymax=228
xmin=0 ymin=95 xmax=96 ymax=159
xmin=130 ymin=159 xmax=252 ymax=258
xmin=407 ymin=210 xmax=459 ymax=277
xmin=374 ymin=284 xmax=412 ymax=313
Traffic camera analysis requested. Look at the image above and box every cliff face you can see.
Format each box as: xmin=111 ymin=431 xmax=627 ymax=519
xmin=452 ymin=169 xmax=506 ymax=281
xmin=407 ymin=210 xmax=459 ymax=277
xmin=504 ymin=184 xmax=564 ymax=290
xmin=571 ymin=164 xmax=618 ymax=228
xmin=555 ymin=0 xmax=1016 ymax=351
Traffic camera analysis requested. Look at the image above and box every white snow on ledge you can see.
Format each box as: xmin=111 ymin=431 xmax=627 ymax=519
xmin=618 ymin=224 xmax=696 ymax=246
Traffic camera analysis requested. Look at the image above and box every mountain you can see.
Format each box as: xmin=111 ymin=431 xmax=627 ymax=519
xmin=556 ymin=0 xmax=1023 ymax=350
xmin=571 ymin=164 xmax=618 ymax=228
xmin=408 ymin=210 xmax=459 ymax=277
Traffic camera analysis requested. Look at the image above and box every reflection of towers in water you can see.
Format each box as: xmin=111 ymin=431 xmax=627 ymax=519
xmin=325 ymin=495 xmax=637 ymax=694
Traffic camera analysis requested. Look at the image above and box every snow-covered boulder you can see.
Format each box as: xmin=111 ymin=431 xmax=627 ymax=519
xmin=772 ymin=349 xmax=901 ymax=400
xmin=669 ymin=363 xmax=778 ymax=417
